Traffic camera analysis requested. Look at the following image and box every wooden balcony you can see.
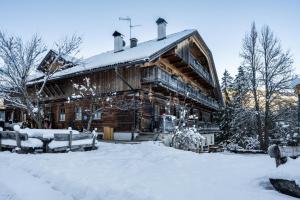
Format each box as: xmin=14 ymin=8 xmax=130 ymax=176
xmin=141 ymin=67 xmax=219 ymax=110
xmin=197 ymin=122 xmax=221 ymax=132
xmin=188 ymin=54 xmax=213 ymax=86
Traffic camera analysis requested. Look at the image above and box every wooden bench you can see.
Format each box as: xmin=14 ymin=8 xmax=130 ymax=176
xmin=0 ymin=131 xmax=43 ymax=153
xmin=48 ymin=132 xmax=97 ymax=153
xmin=268 ymin=145 xmax=300 ymax=167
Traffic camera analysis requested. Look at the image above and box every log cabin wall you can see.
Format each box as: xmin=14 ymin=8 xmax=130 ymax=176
xmin=39 ymin=65 xmax=141 ymax=101
xmin=39 ymin=65 xmax=140 ymax=131
xmin=50 ymin=100 xmax=135 ymax=131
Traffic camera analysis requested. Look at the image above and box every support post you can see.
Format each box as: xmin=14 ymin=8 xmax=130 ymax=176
xmin=68 ymin=127 xmax=72 ymax=151
xmin=16 ymin=131 xmax=21 ymax=149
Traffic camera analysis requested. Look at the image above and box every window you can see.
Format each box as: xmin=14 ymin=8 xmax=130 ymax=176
xmin=75 ymin=107 xmax=82 ymax=121
xmin=93 ymin=105 xmax=101 ymax=120
xmin=59 ymin=107 xmax=65 ymax=121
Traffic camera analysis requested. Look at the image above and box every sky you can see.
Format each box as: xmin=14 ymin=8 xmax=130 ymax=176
xmin=0 ymin=0 xmax=299 ymax=78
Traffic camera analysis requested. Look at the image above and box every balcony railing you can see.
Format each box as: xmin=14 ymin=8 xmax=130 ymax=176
xmin=197 ymin=121 xmax=220 ymax=131
xmin=142 ymin=67 xmax=219 ymax=110
xmin=189 ymin=54 xmax=213 ymax=85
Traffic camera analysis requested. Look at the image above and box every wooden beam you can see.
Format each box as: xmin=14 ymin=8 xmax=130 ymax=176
xmin=44 ymin=86 xmax=54 ymax=97
xmin=48 ymin=85 xmax=59 ymax=96
xmin=55 ymin=84 xmax=65 ymax=95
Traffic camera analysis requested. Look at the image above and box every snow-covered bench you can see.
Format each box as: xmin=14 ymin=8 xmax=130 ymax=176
xmin=0 ymin=131 xmax=43 ymax=153
xmin=48 ymin=133 xmax=97 ymax=153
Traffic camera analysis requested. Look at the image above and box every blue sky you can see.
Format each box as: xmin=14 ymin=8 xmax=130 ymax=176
xmin=0 ymin=0 xmax=299 ymax=77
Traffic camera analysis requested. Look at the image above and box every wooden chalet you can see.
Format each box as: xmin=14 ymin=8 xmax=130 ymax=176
xmin=28 ymin=18 xmax=224 ymax=138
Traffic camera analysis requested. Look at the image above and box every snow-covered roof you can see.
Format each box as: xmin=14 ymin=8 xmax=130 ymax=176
xmin=30 ymin=29 xmax=196 ymax=82
xmin=291 ymin=78 xmax=300 ymax=88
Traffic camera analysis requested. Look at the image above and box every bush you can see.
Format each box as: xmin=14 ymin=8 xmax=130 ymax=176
xmin=172 ymin=127 xmax=204 ymax=151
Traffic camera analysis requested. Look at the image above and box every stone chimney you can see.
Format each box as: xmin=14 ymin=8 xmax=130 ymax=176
xmin=130 ymin=38 xmax=138 ymax=48
xmin=113 ymin=31 xmax=124 ymax=52
xmin=156 ymin=17 xmax=167 ymax=40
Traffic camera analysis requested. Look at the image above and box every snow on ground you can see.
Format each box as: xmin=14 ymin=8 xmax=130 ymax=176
xmin=0 ymin=142 xmax=297 ymax=200
xmin=269 ymin=157 xmax=300 ymax=185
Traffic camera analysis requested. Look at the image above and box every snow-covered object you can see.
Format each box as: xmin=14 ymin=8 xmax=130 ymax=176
xmin=172 ymin=127 xmax=204 ymax=150
xmin=161 ymin=134 xmax=173 ymax=147
xmin=225 ymin=136 xmax=260 ymax=150
xmin=19 ymin=128 xmax=79 ymax=139
xmin=29 ymin=29 xmax=196 ymax=82
xmin=269 ymin=158 xmax=300 ymax=185
xmin=1 ymin=138 xmax=43 ymax=148
xmin=13 ymin=125 xmax=21 ymax=131
xmin=48 ymin=138 xmax=96 ymax=149
xmin=291 ymin=78 xmax=300 ymax=88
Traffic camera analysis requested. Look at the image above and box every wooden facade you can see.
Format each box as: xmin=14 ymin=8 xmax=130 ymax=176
xmin=29 ymin=29 xmax=223 ymax=134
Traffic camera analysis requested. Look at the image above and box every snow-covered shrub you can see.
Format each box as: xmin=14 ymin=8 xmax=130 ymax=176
xmin=161 ymin=134 xmax=173 ymax=147
xmin=223 ymin=136 xmax=260 ymax=150
xmin=172 ymin=127 xmax=204 ymax=151
xmin=242 ymin=136 xmax=260 ymax=150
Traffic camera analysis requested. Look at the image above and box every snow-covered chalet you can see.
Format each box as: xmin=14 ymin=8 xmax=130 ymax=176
xmin=28 ymin=18 xmax=224 ymax=140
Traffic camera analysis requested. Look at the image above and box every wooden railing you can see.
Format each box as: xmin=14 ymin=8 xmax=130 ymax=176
xmin=197 ymin=122 xmax=220 ymax=131
xmin=142 ymin=67 xmax=219 ymax=110
xmin=189 ymin=54 xmax=213 ymax=85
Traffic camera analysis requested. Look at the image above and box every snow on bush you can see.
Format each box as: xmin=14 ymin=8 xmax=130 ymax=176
xmin=172 ymin=127 xmax=204 ymax=151
xmin=161 ymin=134 xmax=173 ymax=147
xmin=222 ymin=136 xmax=260 ymax=151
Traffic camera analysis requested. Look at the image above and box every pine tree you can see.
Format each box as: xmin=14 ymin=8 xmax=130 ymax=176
xmin=217 ymin=70 xmax=234 ymax=143
xmin=229 ymin=66 xmax=259 ymax=149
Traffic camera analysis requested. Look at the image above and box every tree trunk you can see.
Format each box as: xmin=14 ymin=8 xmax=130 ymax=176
xmin=87 ymin=116 xmax=93 ymax=132
xmin=253 ymin=90 xmax=263 ymax=150
xmin=263 ymin=101 xmax=270 ymax=150
xmin=32 ymin=117 xmax=42 ymax=129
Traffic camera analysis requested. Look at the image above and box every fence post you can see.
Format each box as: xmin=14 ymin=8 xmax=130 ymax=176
xmin=13 ymin=125 xmax=21 ymax=150
xmin=68 ymin=127 xmax=72 ymax=151
xmin=16 ymin=131 xmax=21 ymax=149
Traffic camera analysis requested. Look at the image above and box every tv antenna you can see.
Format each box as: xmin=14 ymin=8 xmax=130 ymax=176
xmin=119 ymin=16 xmax=142 ymax=40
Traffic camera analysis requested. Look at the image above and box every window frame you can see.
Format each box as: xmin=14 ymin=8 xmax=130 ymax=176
xmin=59 ymin=106 xmax=65 ymax=122
xmin=75 ymin=107 xmax=82 ymax=121
xmin=93 ymin=105 xmax=102 ymax=120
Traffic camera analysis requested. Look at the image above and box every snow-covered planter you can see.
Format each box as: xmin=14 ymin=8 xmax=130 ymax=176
xmin=172 ymin=127 xmax=204 ymax=151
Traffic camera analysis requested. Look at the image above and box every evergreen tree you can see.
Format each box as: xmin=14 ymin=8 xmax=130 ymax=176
xmin=217 ymin=70 xmax=234 ymax=143
xmin=229 ymin=66 xmax=259 ymax=149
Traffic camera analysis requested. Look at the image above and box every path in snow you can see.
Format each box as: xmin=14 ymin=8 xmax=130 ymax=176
xmin=0 ymin=142 xmax=297 ymax=200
